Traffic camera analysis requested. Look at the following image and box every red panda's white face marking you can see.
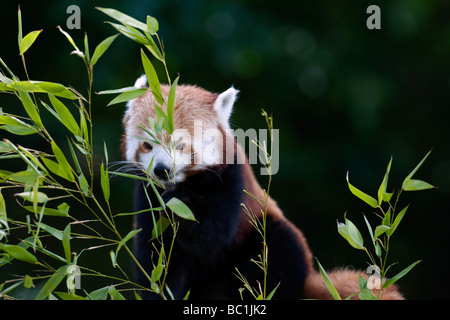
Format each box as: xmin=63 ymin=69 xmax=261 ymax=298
xmin=122 ymin=75 xmax=238 ymax=185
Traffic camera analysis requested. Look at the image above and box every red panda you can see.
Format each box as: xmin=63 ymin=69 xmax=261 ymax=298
xmin=121 ymin=75 xmax=404 ymax=300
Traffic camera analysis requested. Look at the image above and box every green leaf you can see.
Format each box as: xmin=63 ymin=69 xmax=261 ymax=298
xmin=109 ymin=250 xmax=117 ymax=268
xmin=346 ymin=172 xmax=378 ymax=208
xmin=35 ymin=265 xmax=68 ymax=300
xmin=0 ymin=243 xmax=38 ymax=264
xmin=403 ymin=150 xmax=432 ymax=182
xmin=37 ymin=222 xmax=64 ymax=240
xmin=48 ymin=94 xmax=80 ymax=135
xmin=337 ymin=217 xmax=364 ymax=250
xmin=23 ymin=205 xmax=68 ymax=217
xmin=374 ymin=225 xmax=391 ymax=239
xmin=0 ymin=189 xmax=7 ymax=230
xmin=146 ymin=15 xmax=159 ymax=35
xmin=384 ymin=260 xmax=421 ymax=289
xmin=96 ymin=7 xmax=148 ymax=31
xmin=151 ymin=247 xmax=165 ymax=283
xmin=106 ymin=22 xmax=148 ymax=45
xmin=57 ymin=26 xmax=83 ymax=57
xmin=18 ymin=90 xmax=42 ymax=128
xmin=345 ymin=217 xmax=364 ymax=248
xmin=151 ymin=217 xmax=170 ymax=240
xmin=15 ymin=191 xmax=48 ymax=203
xmin=363 ymin=215 xmax=375 ymax=246
xmin=377 ymin=157 xmax=392 ymax=206
xmin=19 ymin=30 xmax=42 ymax=55
xmin=55 ymin=292 xmax=86 ymax=300
xmin=386 ymin=205 xmax=409 ymax=236
xmin=90 ymin=34 xmax=119 ymax=66
xmin=24 ymin=275 xmax=34 ymax=289
xmin=116 ymin=229 xmax=141 ymax=258
xmin=9 ymin=81 xmax=77 ymax=99
xmin=107 ymin=285 xmax=126 ymax=300
xmin=98 ymin=86 xmax=143 ymax=95
xmin=1 ymin=124 xmax=37 ymax=135
xmin=382 ymin=208 xmax=391 ymax=226
xmin=62 ymin=224 xmax=71 ymax=264
xmin=316 ymin=258 xmax=341 ymax=300
xmin=106 ymin=88 xmax=147 ymax=106
xmin=358 ymin=275 xmax=378 ymax=300
xmin=109 ymin=170 xmax=151 ymax=182
xmin=402 ymin=179 xmax=435 ymax=191
xmin=144 ymin=40 xmax=163 ymax=61
xmin=34 ymin=82 xmax=77 ymax=100
xmin=88 ymin=286 xmax=109 ymax=300
xmin=49 ymin=140 xmax=75 ymax=181
xmin=18 ymin=7 xmax=23 ymax=48
xmin=166 ymin=75 xmax=179 ymax=134
xmin=166 ymin=197 xmax=196 ymax=221
xmin=141 ymin=49 xmax=164 ymax=105
xmin=100 ymin=163 xmax=110 ymax=202
xmin=78 ymin=173 xmax=89 ymax=196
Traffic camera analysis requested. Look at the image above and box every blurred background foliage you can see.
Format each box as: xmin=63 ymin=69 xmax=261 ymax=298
xmin=1 ymin=0 xmax=449 ymax=299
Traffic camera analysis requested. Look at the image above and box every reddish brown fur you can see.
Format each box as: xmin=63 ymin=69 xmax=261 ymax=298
xmin=304 ymin=269 xmax=404 ymax=300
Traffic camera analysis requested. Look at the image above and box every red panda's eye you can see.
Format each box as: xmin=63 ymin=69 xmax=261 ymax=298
xmin=143 ymin=141 xmax=153 ymax=152
xmin=175 ymin=143 xmax=185 ymax=151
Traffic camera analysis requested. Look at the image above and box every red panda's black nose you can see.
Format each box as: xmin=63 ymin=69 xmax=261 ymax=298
xmin=154 ymin=163 xmax=170 ymax=179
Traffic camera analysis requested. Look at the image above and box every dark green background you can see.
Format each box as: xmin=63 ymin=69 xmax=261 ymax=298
xmin=1 ymin=0 xmax=449 ymax=299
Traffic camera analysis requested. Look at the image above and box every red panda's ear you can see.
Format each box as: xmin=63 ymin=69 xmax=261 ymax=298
xmin=214 ymin=86 xmax=239 ymax=129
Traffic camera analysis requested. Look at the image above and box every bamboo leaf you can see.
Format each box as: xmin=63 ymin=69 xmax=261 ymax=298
xmin=116 ymin=229 xmax=141 ymax=258
xmin=386 ymin=205 xmax=409 ymax=236
xmin=90 ymin=34 xmax=119 ymax=66
xmin=106 ymin=88 xmax=147 ymax=106
xmin=166 ymin=75 xmax=179 ymax=134
xmin=403 ymin=150 xmax=432 ymax=182
xmin=35 ymin=265 xmax=68 ymax=300
xmin=51 ymin=140 xmax=75 ymax=181
xmin=37 ymin=222 xmax=64 ymax=240
xmin=19 ymin=30 xmax=42 ymax=55
xmin=18 ymin=90 xmax=42 ymax=128
xmin=0 ymin=124 xmax=37 ymax=135
xmin=363 ymin=215 xmax=375 ymax=246
xmin=0 ymin=189 xmax=7 ymax=230
xmin=62 ymin=224 xmax=71 ymax=264
xmin=377 ymin=157 xmax=392 ymax=206
xmin=384 ymin=260 xmax=421 ymax=289
xmin=18 ymin=7 xmax=23 ymax=48
xmin=100 ymin=163 xmax=110 ymax=202
xmin=374 ymin=225 xmax=391 ymax=239
xmin=96 ymin=7 xmax=147 ymax=31
xmin=48 ymin=94 xmax=80 ymax=135
xmin=108 ymin=285 xmax=126 ymax=300
xmin=0 ymin=243 xmax=38 ymax=264
xmin=337 ymin=218 xmax=365 ymax=250
xmin=346 ymin=172 xmax=378 ymax=208
xmin=141 ymin=49 xmax=164 ymax=105
xmin=316 ymin=258 xmax=341 ymax=300
xmin=146 ymin=15 xmax=159 ymax=35
xmin=166 ymin=197 xmax=196 ymax=221
xmin=15 ymin=191 xmax=48 ymax=203
xmin=106 ymin=22 xmax=148 ymax=45
xmin=57 ymin=26 xmax=82 ymax=56
xmin=402 ymin=179 xmax=435 ymax=191
xmin=151 ymin=247 xmax=165 ymax=282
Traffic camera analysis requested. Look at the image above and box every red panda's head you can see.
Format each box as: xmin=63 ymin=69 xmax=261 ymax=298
xmin=122 ymin=75 xmax=239 ymax=185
